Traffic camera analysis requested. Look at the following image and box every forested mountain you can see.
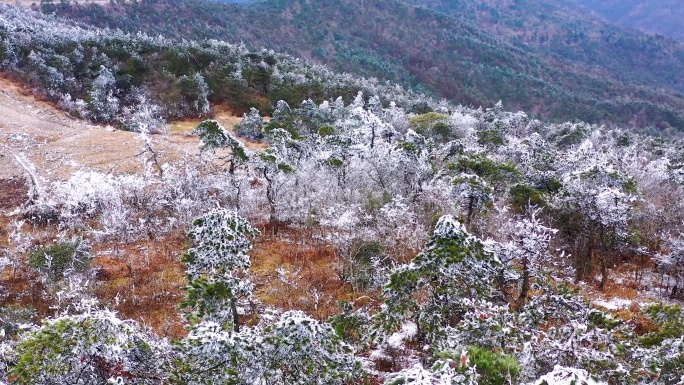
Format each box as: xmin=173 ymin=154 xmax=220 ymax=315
xmin=573 ymin=0 xmax=684 ymax=41
xmin=409 ymin=0 xmax=684 ymax=91
xmin=40 ymin=0 xmax=684 ymax=134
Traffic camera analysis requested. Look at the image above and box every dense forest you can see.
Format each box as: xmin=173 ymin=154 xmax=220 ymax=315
xmin=38 ymin=0 xmax=684 ymax=134
xmin=2 ymin=3 xmax=684 ymax=385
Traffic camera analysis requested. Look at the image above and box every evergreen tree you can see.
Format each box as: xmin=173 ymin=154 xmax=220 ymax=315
xmin=180 ymin=210 xmax=259 ymax=331
xmin=377 ymin=215 xmax=501 ymax=343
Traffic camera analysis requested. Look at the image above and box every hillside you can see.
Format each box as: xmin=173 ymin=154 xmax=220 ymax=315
xmin=574 ymin=0 xmax=684 ymax=41
xmin=40 ymin=0 xmax=684 ymax=133
xmin=410 ymin=0 xmax=684 ymax=90
xmin=0 ymin=76 xmax=202 ymax=183
xmin=4 ymin=4 xmax=684 ymax=385
xmin=0 ymin=3 xmax=441 ymax=134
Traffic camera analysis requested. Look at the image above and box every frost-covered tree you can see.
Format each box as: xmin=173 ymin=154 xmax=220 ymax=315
xmin=446 ymin=153 xmax=521 ymax=229
xmin=235 ymin=107 xmax=265 ymax=141
xmin=655 ymin=232 xmax=684 ymax=298
xmin=176 ymin=72 xmax=210 ymax=117
xmin=393 ymin=130 xmax=433 ymax=200
xmin=514 ymin=286 xmax=631 ymax=382
xmin=192 ymin=120 xmax=251 ymax=210
xmin=377 ymin=215 xmax=501 ymax=343
xmin=180 ymin=210 xmax=259 ymax=330
xmin=25 ymin=50 xmax=65 ymax=93
xmin=554 ymin=139 xmax=635 ymax=287
xmin=120 ymin=93 xmax=167 ymax=134
xmin=452 ymin=174 xmax=494 ymax=228
xmin=258 ymin=310 xmax=361 ymax=384
xmin=88 ymin=65 xmax=119 ymax=122
xmin=173 ymin=310 xmax=361 ymax=385
xmin=7 ymin=302 xmax=170 ymax=385
xmin=384 ymin=354 xmax=479 ymax=385
xmin=492 ymin=208 xmax=556 ymax=308
xmin=193 ymin=120 xmax=249 ymax=174
xmin=255 ymin=129 xmax=298 ymax=232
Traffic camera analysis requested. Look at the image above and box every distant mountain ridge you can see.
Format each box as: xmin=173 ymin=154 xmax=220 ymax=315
xmin=573 ymin=0 xmax=684 ymax=41
xmin=38 ymin=0 xmax=684 ymax=133
xmin=409 ymin=0 xmax=684 ymax=92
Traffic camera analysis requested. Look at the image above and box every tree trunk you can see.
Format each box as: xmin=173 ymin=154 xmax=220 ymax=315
xmin=575 ymin=242 xmax=592 ymax=283
xmin=600 ymin=254 xmax=608 ymax=290
xmin=230 ymin=297 xmax=240 ymax=333
xmin=576 ymin=222 xmax=594 ymax=283
xmin=497 ymin=267 xmax=511 ymax=304
xmin=263 ymin=171 xmax=277 ymax=236
xmin=466 ymin=195 xmax=475 ymax=228
xmin=518 ymin=255 xmax=530 ymax=310
xmin=599 ymin=226 xmax=609 ymax=291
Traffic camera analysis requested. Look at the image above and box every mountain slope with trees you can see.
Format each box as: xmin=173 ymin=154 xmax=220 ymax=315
xmin=39 ymin=0 xmax=684 ymax=134
xmin=573 ymin=0 xmax=684 ymax=41
xmin=410 ymin=0 xmax=684 ymax=92
xmin=3 ymin=3 xmax=684 ymax=385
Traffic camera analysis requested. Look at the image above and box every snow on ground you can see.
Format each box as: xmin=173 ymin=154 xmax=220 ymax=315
xmin=386 ymin=321 xmax=418 ymax=349
xmin=527 ymin=366 xmax=608 ymax=385
xmin=592 ymin=298 xmax=633 ymax=310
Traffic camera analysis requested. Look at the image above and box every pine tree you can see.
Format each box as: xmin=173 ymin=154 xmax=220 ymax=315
xmin=377 ymin=215 xmax=501 ymax=343
xmin=180 ymin=210 xmax=259 ymax=331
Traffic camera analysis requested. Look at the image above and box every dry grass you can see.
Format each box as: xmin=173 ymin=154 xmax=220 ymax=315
xmin=88 ymin=224 xmax=382 ymax=332
xmin=0 ymin=218 xmax=189 ymax=338
xmin=579 ymin=261 xmax=645 ymax=303
xmin=0 ymin=75 xmax=186 ymax=180
xmin=0 ymin=211 xmax=380 ymax=338
xmin=91 ymin=232 xmax=188 ymax=338
xmin=599 ymin=281 xmax=639 ymax=300
xmin=0 ymin=217 xmax=59 ymax=319
xmin=250 ymin=227 xmax=381 ymax=320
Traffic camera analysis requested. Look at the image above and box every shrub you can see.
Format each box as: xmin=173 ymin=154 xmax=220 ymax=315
xmin=235 ymin=107 xmax=265 ymax=141
xmin=409 ymin=112 xmax=448 ymax=136
xmin=351 ymin=241 xmax=385 ymax=291
xmin=477 ymin=129 xmax=506 ymax=147
xmin=329 ymin=302 xmax=371 ymax=345
xmin=0 ymin=306 xmax=37 ymax=339
xmin=8 ymin=308 xmax=168 ymax=385
xmin=466 ymin=345 xmax=520 ymax=385
xmin=640 ymin=303 xmax=684 ymax=347
xmin=508 ymin=184 xmax=547 ymax=212
xmin=28 ymin=239 xmax=91 ymax=281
